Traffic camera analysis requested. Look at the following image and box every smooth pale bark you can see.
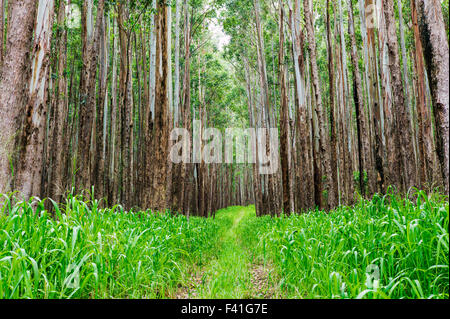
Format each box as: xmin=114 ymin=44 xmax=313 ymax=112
xmin=166 ymin=8 xmax=174 ymax=212
xmin=0 ymin=0 xmax=37 ymax=193
xmin=109 ymin=17 xmax=119 ymax=204
xmin=415 ymin=0 xmax=449 ymax=193
xmin=174 ymin=0 xmax=181 ymax=125
xmin=167 ymin=5 xmax=173 ymax=122
xmin=149 ymin=0 xmax=157 ymax=122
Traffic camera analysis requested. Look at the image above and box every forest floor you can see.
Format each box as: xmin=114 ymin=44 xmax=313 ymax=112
xmin=174 ymin=207 xmax=280 ymax=299
xmin=1 ymin=192 xmax=447 ymax=299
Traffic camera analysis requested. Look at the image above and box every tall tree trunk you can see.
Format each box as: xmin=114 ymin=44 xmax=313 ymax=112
xmin=109 ymin=17 xmax=119 ymax=204
xmin=411 ymin=0 xmax=435 ymax=188
xmin=304 ymin=0 xmax=335 ymax=209
xmin=244 ymin=55 xmax=262 ymax=216
xmin=149 ymin=0 xmax=157 ymax=123
xmin=174 ymin=0 xmax=181 ymax=126
xmin=278 ymin=3 xmax=292 ymax=215
xmin=0 ymin=0 xmax=37 ymax=193
xmin=50 ymin=0 xmax=70 ymax=202
xmin=77 ymin=0 xmax=105 ymax=194
xmin=149 ymin=0 xmax=171 ymax=211
xmin=179 ymin=0 xmax=192 ymax=217
xmin=0 ymin=0 xmax=5 ymax=69
xmin=363 ymin=0 xmax=384 ymax=194
xmin=14 ymin=0 xmax=55 ymax=199
xmin=383 ymin=0 xmax=417 ymax=192
xmin=397 ymin=0 xmax=415 ymax=167
xmin=117 ymin=3 xmax=133 ymax=208
xmin=289 ymin=0 xmax=314 ymax=211
xmin=93 ymin=14 xmax=109 ymax=201
xmin=347 ymin=0 xmax=372 ymax=197
xmin=337 ymin=0 xmax=354 ymax=204
xmin=415 ymin=0 xmax=449 ymax=193
xmin=326 ymin=0 xmax=339 ymax=207
xmin=255 ymin=0 xmax=276 ymax=215
xmin=378 ymin=0 xmax=399 ymax=192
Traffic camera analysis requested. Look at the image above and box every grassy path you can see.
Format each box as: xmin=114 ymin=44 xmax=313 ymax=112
xmin=1 ymin=193 xmax=446 ymax=299
xmin=175 ymin=206 xmax=278 ymax=299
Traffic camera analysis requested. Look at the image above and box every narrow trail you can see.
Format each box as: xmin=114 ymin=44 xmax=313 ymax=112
xmin=175 ymin=207 xmax=279 ymax=299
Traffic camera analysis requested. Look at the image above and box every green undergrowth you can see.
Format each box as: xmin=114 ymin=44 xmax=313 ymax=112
xmin=0 ymin=194 xmax=220 ymax=298
xmin=192 ymin=206 xmax=256 ymax=298
xmin=239 ymin=191 xmax=449 ymax=299
xmin=0 ymin=191 xmax=448 ymax=299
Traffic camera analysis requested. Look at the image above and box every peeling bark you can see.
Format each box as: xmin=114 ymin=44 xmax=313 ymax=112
xmin=0 ymin=0 xmax=37 ymax=193
xmin=416 ymin=0 xmax=449 ymax=193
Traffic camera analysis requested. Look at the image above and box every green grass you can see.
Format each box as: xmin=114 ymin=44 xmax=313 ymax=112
xmin=0 ymin=194 xmax=219 ymax=298
xmin=239 ymin=191 xmax=449 ymax=299
xmin=191 ymin=206 xmax=269 ymax=298
xmin=0 ymin=191 xmax=448 ymax=299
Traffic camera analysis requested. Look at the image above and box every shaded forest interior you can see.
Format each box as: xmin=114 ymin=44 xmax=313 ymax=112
xmin=0 ymin=0 xmax=448 ymax=217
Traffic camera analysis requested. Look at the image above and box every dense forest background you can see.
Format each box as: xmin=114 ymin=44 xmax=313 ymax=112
xmin=0 ymin=0 xmax=448 ymax=217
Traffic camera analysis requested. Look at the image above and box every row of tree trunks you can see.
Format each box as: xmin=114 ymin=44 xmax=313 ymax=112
xmin=242 ymin=0 xmax=448 ymax=217
xmin=383 ymin=0 xmax=417 ymax=193
xmin=0 ymin=0 xmax=448 ymax=218
xmin=76 ymin=0 xmax=104 ymax=194
xmin=304 ymin=0 xmax=335 ymax=210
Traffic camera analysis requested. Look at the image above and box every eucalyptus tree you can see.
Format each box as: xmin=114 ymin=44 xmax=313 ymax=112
xmin=415 ymin=0 xmax=449 ymax=193
xmin=0 ymin=0 xmax=37 ymax=194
